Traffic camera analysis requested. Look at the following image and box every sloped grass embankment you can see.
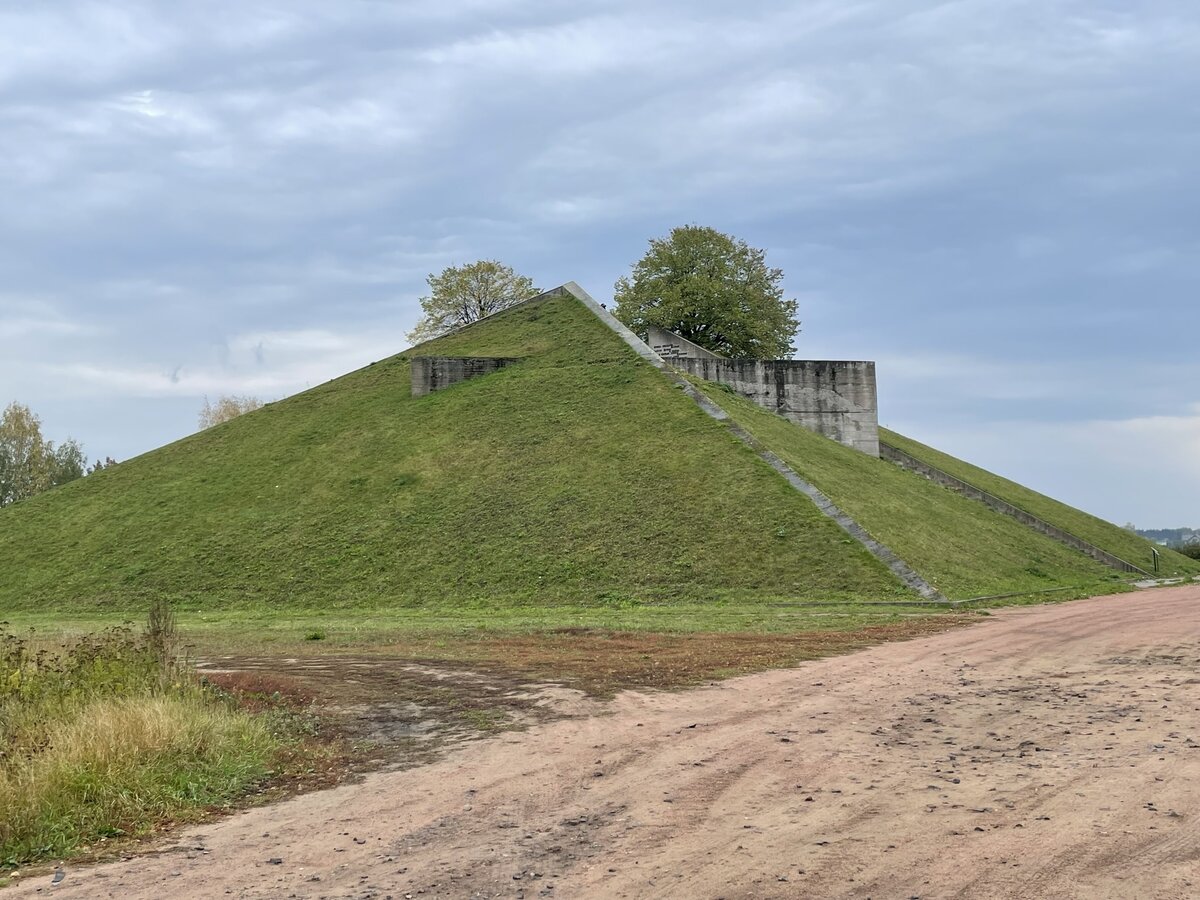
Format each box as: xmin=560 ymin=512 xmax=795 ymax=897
xmin=694 ymin=382 xmax=1129 ymax=601
xmin=879 ymin=429 xmax=1200 ymax=578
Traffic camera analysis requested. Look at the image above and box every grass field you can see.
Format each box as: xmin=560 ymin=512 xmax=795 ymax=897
xmin=879 ymin=429 xmax=1200 ymax=578
xmin=3 ymin=602 xmax=983 ymax=708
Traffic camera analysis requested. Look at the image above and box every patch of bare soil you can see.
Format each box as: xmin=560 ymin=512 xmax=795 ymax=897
xmin=196 ymin=657 xmax=605 ymax=771
xmin=7 ymin=587 xmax=1199 ymax=899
xmin=195 ymin=618 xmax=969 ymax=771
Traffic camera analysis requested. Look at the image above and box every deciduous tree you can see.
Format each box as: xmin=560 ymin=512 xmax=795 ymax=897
xmin=613 ymin=226 xmax=800 ymax=359
xmin=0 ymin=402 xmax=85 ymax=506
xmin=407 ymin=260 xmax=539 ymax=343
xmin=198 ymin=395 xmax=263 ymax=430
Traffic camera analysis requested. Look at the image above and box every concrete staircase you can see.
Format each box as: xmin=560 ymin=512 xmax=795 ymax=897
xmin=879 ymin=442 xmax=1151 ymax=577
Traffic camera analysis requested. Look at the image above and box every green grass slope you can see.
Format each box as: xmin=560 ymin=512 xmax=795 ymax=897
xmin=880 ymin=429 xmax=1200 ymax=578
xmin=0 ymin=294 xmax=907 ymax=613
xmin=696 ymin=384 xmax=1128 ymax=600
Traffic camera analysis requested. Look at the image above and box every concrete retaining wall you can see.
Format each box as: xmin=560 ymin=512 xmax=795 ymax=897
xmin=879 ymin=442 xmax=1149 ymax=576
xmin=671 ymin=358 xmax=880 ymax=457
xmin=410 ymin=356 xmax=522 ymax=397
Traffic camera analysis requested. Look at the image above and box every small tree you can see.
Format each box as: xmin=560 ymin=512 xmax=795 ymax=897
xmin=407 ymin=260 xmax=539 ymax=343
xmin=199 ymin=395 xmax=263 ymax=430
xmin=0 ymin=402 xmax=86 ymax=506
xmin=613 ymin=226 xmax=800 ymax=359
xmin=50 ymin=439 xmax=86 ymax=487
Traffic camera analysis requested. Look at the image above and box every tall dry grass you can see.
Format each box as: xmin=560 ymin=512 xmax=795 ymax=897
xmin=0 ymin=604 xmax=286 ymax=867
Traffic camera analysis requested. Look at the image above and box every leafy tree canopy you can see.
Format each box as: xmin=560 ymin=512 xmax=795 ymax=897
xmin=613 ymin=225 xmax=800 ymax=359
xmin=0 ymin=402 xmax=85 ymax=506
xmin=407 ymin=260 xmax=540 ymax=343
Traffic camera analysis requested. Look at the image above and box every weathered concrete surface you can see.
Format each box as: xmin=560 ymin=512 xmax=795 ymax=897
xmin=410 ymin=356 xmax=522 ymax=398
xmin=880 ymin=442 xmax=1150 ymax=576
xmin=646 ymin=325 xmax=725 ymax=361
xmin=671 ymin=357 xmax=880 ymax=457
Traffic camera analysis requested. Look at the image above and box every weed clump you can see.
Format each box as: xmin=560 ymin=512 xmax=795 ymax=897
xmin=0 ymin=604 xmax=286 ymax=869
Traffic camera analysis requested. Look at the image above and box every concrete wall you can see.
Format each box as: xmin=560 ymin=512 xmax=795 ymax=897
xmin=410 ymin=356 xmax=522 ymax=397
xmin=879 ymin=442 xmax=1150 ymax=576
xmin=646 ymin=325 xmax=725 ymax=361
xmin=672 ymin=357 xmax=880 ymax=457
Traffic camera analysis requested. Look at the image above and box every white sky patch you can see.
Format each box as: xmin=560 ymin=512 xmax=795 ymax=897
xmin=418 ymin=15 xmax=695 ymax=75
xmin=40 ymin=327 xmax=408 ymax=401
xmin=901 ymin=411 xmax=1200 ymax=526
xmin=0 ymin=317 xmax=93 ymax=340
xmin=861 ymin=350 xmax=1200 ymax=415
xmin=0 ymin=295 xmax=101 ymax=339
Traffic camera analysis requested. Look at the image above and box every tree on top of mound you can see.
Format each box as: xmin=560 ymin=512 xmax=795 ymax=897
xmin=612 ymin=226 xmax=800 ymax=359
xmin=407 ymin=260 xmax=540 ymax=343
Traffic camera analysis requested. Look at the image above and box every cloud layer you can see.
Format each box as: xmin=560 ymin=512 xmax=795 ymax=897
xmin=2 ymin=1 xmax=1197 ymax=524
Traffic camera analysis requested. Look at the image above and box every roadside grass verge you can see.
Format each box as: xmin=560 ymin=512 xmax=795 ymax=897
xmin=0 ymin=608 xmax=326 ymax=871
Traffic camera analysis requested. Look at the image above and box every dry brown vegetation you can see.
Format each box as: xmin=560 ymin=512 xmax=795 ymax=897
xmin=411 ymin=618 xmax=976 ymax=694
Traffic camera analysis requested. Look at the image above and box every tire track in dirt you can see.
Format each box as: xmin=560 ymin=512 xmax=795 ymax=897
xmin=6 ymin=585 xmax=1199 ymax=899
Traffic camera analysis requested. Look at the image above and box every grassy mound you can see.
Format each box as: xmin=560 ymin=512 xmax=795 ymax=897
xmin=695 ymin=383 xmax=1128 ymax=600
xmin=0 ymin=294 xmax=905 ymax=612
xmin=0 ymin=288 xmax=1171 ymax=614
xmin=880 ymin=429 xmax=1200 ymax=577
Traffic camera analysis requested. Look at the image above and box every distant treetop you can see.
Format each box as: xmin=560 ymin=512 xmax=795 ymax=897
xmin=612 ymin=225 xmax=800 ymax=360
xmin=199 ymin=395 xmax=264 ymax=430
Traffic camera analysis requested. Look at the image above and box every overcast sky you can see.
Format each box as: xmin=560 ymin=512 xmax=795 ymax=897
xmin=2 ymin=1 xmax=1197 ymax=526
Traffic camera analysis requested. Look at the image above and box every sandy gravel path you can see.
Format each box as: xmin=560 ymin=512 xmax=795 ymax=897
xmin=10 ymin=586 xmax=1200 ymax=899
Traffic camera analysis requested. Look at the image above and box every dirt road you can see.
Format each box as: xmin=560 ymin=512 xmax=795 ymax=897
xmin=10 ymin=586 xmax=1199 ymax=899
